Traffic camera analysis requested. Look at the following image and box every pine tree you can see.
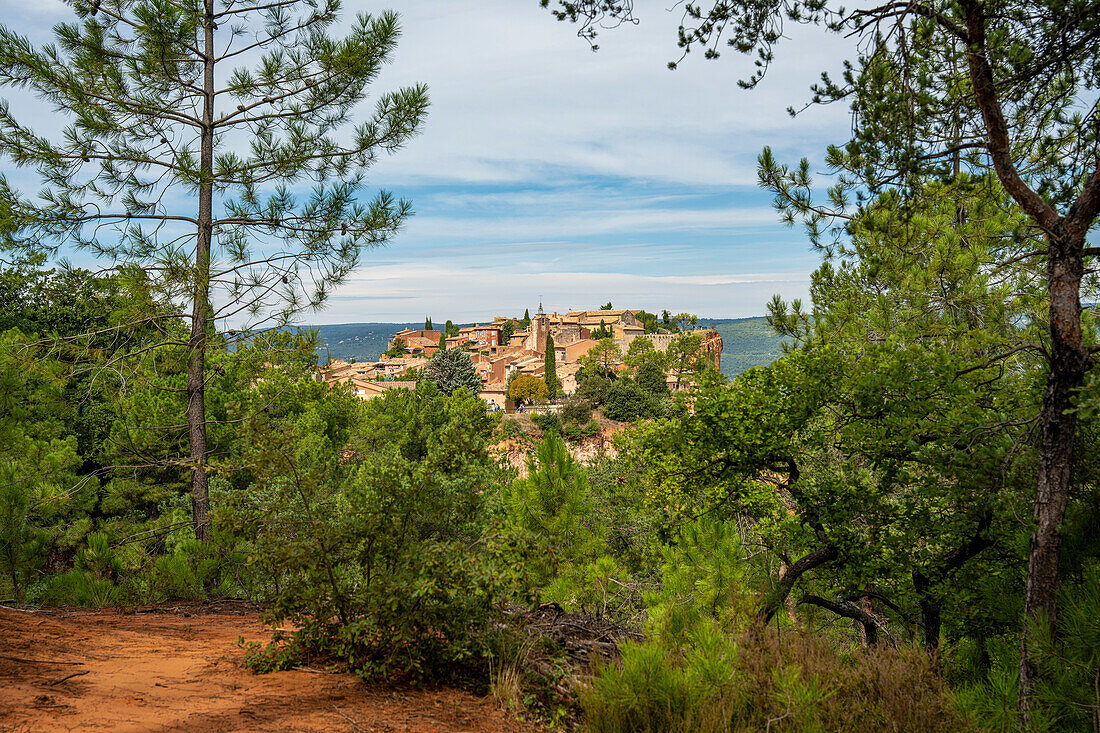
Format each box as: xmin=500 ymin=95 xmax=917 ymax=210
xmin=0 ymin=1 xmax=427 ymax=542
xmin=544 ymin=333 xmax=560 ymax=398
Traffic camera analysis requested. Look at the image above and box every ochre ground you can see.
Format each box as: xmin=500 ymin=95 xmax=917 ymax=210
xmin=0 ymin=603 xmax=541 ymax=732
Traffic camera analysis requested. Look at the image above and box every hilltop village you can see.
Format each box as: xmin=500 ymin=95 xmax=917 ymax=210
xmin=320 ymin=305 xmax=723 ymax=408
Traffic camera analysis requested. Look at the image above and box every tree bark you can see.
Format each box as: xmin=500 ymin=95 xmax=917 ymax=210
xmin=759 ymin=544 xmax=838 ymax=624
xmin=188 ymin=0 xmax=216 ymax=543
xmin=800 ymin=594 xmax=879 ymax=646
xmin=956 ymin=2 xmax=1096 ymax=722
xmin=1018 ymin=226 xmax=1087 ymax=722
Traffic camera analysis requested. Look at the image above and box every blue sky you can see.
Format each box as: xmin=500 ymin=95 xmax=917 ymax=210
xmin=1 ymin=0 xmax=857 ymax=323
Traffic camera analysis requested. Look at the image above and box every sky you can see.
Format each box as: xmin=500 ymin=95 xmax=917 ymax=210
xmin=0 ymin=0 xmax=858 ymax=323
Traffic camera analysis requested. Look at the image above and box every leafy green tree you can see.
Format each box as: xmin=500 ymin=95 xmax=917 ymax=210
xmin=438 ymin=333 xmax=446 ymax=351
xmin=635 ymin=360 xmax=669 ymax=397
xmin=600 ymin=301 xmax=613 ymax=310
xmin=241 ymin=382 xmax=504 ymax=677
xmin=623 ymin=181 xmax=1047 ymax=660
xmin=508 ymin=373 xmax=548 ymax=405
xmin=603 ymin=381 xmax=656 ymax=422
xmin=670 ymin=313 xmax=698 ymax=332
xmin=544 ymin=333 xmax=560 ymax=398
xmin=0 ymin=2 xmax=427 ymax=543
xmin=0 ymin=330 xmax=83 ymax=600
xmin=625 ymin=337 xmax=667 ymax=371
xmin=541 ymin=0 xmax=1100 ymax=713
xmin=576 ymin=374 xmax=613 ymax=406
xmin=581 ymin=338 xmax=622 ymax=378
xmin=666 ymin=333 xmax=703 ymax=390
xmin=633 ymin=310 xmax=662 ymax=333
xmin=384 ymin=340 xmax=408 ymax=358
xmin=500 ymin=318 xmax=516 ymax=344
xmin=445 ymin=319 xmax=460 ymax=337
xmin=419 ymin=348 xmax=481 ymax=396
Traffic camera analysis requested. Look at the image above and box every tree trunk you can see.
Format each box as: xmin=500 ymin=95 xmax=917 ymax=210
xmin=1019 ymin=226 xmax=1088 ymax=723
xmin=912 ymin=569 xmax=942 ymax=651
xmin=759 ymin=544 xmax=837 ymax=624
xmin=188 ymin=1 xmax=216 ymax=544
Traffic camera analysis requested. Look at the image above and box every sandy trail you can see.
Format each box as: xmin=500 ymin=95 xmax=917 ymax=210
xmin=0 ymin=602 xmax=539 ymax=732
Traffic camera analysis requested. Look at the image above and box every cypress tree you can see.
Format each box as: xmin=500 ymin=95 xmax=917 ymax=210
xmin=545 ymin=333 xmax=560 ymax=398
xmin=522 ymin=308 xmax=531 ymax=328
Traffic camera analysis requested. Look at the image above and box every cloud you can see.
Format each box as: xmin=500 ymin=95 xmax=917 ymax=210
xmin=0 ymin=0 xmax=849 ymax=323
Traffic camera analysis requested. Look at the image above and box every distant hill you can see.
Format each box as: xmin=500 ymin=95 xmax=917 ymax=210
xmin=698 ymin=317 xmax=788 ymax=378
xmin=312 ymin=317 xmax=787 ymax=377
xmin=313 ymin=322 xmax=421 ymax=364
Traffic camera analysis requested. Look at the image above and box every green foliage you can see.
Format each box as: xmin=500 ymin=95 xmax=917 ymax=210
xmin=0 ymin=329 xmax=84 ymax=600
xmin=502 ymin=433 xmax=612 ymax=610
xmin=635 ymin=360 xmax=669 ymax=397
xmin=508 ymin=373 xmax=547 ymax=404
xmin=534 ymin=410 xmax=562 ymax=436
xmin=384 ymin=340 xmax=409 ymax=358
xmin=239 ymin=383 xmax=506 ymax=679
xmin=603 ymin=381 xmax=659 ymax=422
xmin=419 ymin=347 xmax=481 ymax=396
xmin=581 ymin=338 xmax=622 ymax=377
xmin=560 ymin=394 xmax=592 ymax=425
xmin=576 ymin=374 xmax=613 ymax=405
xmin=591 ymin=319 xmax=613 ymax=339
xmin=544 ymin=333 xmax=560 ymax=397
xmin=582 ymin=627 xmax=968 ymax=733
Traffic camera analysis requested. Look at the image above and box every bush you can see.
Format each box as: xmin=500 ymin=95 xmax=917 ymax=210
xmin=576 ymin=375 xmax=613 ymax=406
xmin=603 ymin=382 xmax=656 ymax=422
xmin=583 ymin=625 xmax=969 ymax=733
xmin=560 ymin=394 xmax=592 ymax=425
xmin=238 ymin=384 xmax=507 ymax=680
xmin=562 ymin=422 xmax=584 ymax=441
xmin=534 ymin=410 xmax=562 ymax=436
xmin=635 ymin=361 xmax=669 ymax=397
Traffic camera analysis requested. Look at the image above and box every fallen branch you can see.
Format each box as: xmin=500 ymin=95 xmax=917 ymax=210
xmin=49 ymin=670 xmax=90 ymax=686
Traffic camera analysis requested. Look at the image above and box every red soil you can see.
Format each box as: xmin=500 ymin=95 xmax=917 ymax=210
xmin=0 ymin=603 xmax=542 ymax=732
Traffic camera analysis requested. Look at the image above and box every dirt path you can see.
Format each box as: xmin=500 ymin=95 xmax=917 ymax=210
xmin=0 ymin=603 xmax=541 ymax=733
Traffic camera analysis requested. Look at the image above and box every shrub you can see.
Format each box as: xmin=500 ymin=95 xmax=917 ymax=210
xmin=635 ymin=361 xmax=669 ymax=397
xmin=583 ymin=625 xmax=970 ymax=733
xmin=238 ymin=385 xmax=507 ymax=680
xmin=562 ymin=422 xmax=584 ymax=441
xmin=534 ymin=410 xmax=562 ymax=436
xmin=603 ymin=382 xmax=654 ymax=422
xmin=576 ymin=375 xmax=613 ymax=406
xmin=560 ymin=394 xmax=592 ymax=425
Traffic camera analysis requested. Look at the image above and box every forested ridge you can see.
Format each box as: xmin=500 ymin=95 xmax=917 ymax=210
xmin=1 ymin=0 xmax=1099 ymax=731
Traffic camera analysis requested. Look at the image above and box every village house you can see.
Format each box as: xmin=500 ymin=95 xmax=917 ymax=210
xmin=320 ymin=304 xmax=723 ymax=407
